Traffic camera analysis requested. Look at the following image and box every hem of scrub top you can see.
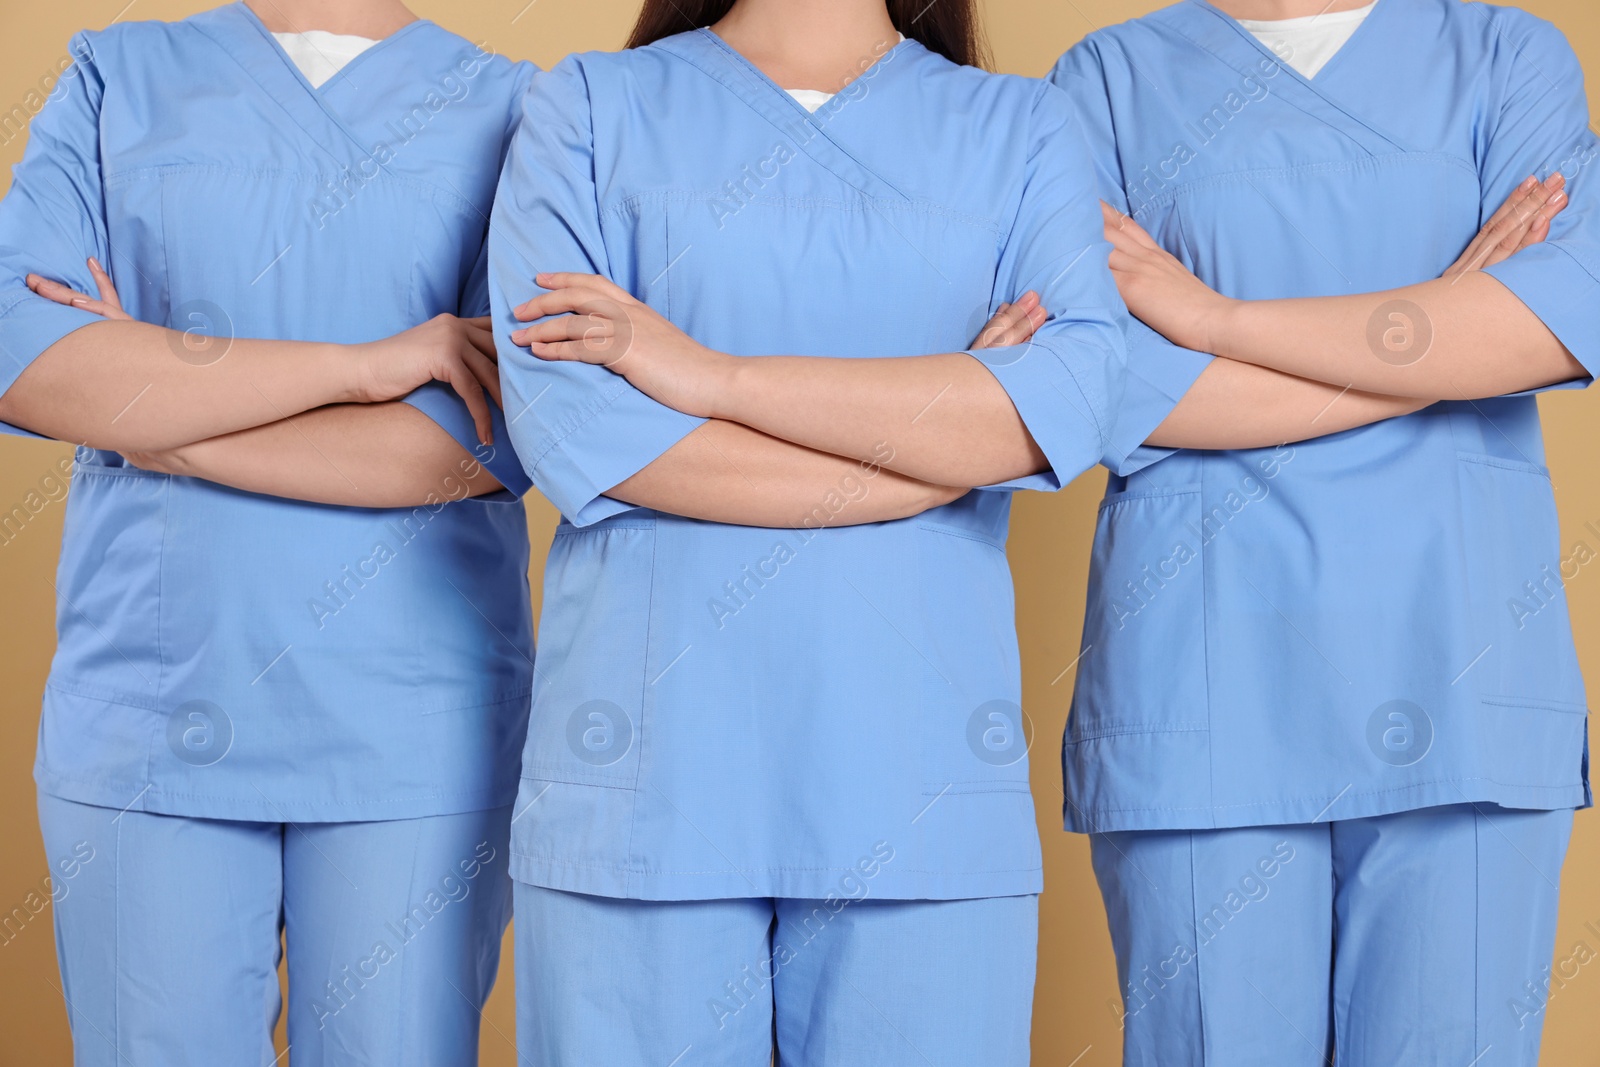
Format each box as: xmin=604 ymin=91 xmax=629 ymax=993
xmin=32 ymin=773 xmax=520 ymax=825
xmin=507 ymin=851 xmax=1045 ymax=901
xmin=1060 ymin=777 xmax=1591 ymax=835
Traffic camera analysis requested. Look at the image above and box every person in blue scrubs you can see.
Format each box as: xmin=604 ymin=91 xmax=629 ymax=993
xmin=485 ymin=0 xmax=1124 ymax=1061
xmin=0 ymin=1 xmax=536 ymax=1063
xmin=1049 ymin=1 xmax=1597 ymax=1063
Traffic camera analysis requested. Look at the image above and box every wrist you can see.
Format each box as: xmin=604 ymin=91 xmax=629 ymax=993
xmin=332 ymin=341 xmax=378 ymax=404
xmin=1202 ymin=296 xmax=1244 ymax=358
xmin=702 ymin=348 xmax=745 ymax=422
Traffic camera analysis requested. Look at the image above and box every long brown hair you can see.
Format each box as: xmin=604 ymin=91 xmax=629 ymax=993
xmin=624 ymin=0 xmax=990 ymax=70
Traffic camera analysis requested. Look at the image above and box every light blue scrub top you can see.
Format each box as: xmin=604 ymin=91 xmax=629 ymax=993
xmin=489 ymin=31 xmax=1127 ymax=900
xmin=1052 ymin=0 xmax=1598 ymax=834
xmin=0 ymin=4 xmax=538 ymax=822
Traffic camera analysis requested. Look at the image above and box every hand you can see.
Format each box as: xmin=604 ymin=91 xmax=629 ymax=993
xmin=511 ymin=272 xmax=737 ymax=419
xmin=972 ymin=291 xmax=1047 ymax=350
xmin=1102 ymin=202 xmax=1235 ymax=354
xmin=1442 ymin=173 xmax=1568 ymax=279
xmin=351 ymin=314 xmax=502 ymax=445
xmin=26 ymin=257 xmax=133 ymax=320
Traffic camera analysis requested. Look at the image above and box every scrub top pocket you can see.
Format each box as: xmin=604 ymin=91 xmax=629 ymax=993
xmin=1455 ymin=454 xmax=1588 ymax=714
xmin=522 ymin=522 xmax=656 ymax=788
xmin=1071 ymin=485 xmax=1209 ymax=741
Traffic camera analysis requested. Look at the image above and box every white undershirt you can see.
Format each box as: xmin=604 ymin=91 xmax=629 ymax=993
xmin=271 ymin=29 xmax=378 ymax=89
xmin=1238 ymin=2 xmax=1376 ymax=79
xmin=785 ymin=34 xmax=905 ymax=113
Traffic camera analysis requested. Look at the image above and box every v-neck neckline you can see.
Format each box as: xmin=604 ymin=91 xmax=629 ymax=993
xmin=234 ymin=1 xmax=432 ymax=96
xmin=693 ymin=26 xmax=912 ymax=121
xmin=1188 ymin=0 xmax=1391 ymax=88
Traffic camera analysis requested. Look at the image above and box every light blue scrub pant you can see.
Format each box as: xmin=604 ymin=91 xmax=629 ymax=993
xmin=513 ymin=884 xmax=1038 ymax=1065
xmin=1090 ymin=803 xmax=1575 ymax=1067
xmin=37 ymin=791 xmax=513 ymax=1067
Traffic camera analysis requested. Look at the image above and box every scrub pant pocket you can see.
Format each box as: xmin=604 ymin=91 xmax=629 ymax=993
xmin=513 ymin=884 xmax=1038 ymax=1066
xmin=1090 ymin=804 xmax=1573 ymax=1067
xmin=37 ymin=791 xmax=513 ymax=1067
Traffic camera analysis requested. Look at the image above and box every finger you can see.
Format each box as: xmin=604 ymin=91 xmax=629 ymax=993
xmin=1107 ymin=248 xmax=1141 ymax=273
xmin=1101 ymin=202 xmax=1162 ymax=251
xmin=989 ymin=299 xmax=1037 ymax=344
xmin=528 ymin=339 xmax=618 ymax=366
xmin=86 ymin=258 xmax=127 ymax=315
xmin=998 ymin=298 xmax=1047 ymax=346
xmin=463 ymin=316 xmax=493 ymax=330
xmin=978 ymin=311 xmax=1025 ymax=349
xmin=1516 ymin=214 xmax=1552 ymax=253
xmin=515 ymin=287 xmax=619 ymax=323
xmin=517 ymin=314 xmax=622 ymax=346
xmin=1492 ymin=181 xmax=1564 ymax=256
xmin=534 ymin=271 xmax=633 ymax=305
xmin=442 ymin=357 xmax=494 ymax=445
xmin=1537 ymin=182 xmax=1569 ymax=224
xmin=1013 ymin=305 xmax=1048 ymax=347
xmin=1481 ymin=175 xmax=1539 ymax=233
xmin=27 ymin=275 xmax=92 ymax=305
xmin=464 ymin=321 xmax=499 ymax=361
xmin=462 ymin=343 xmax=504 ymax=411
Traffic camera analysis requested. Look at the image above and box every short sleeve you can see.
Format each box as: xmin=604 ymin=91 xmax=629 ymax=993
xmin=967 ymin=81 xmax=1128 ymax=493
xmin=403 ymin=67 xmax=538 ymax=499
xmin=399 ymin=382 xmax=532 ymax=498
xmin=1049 ymin=44 xmax=1211 ymax=475
xmin=488 ymin=57 xmax=703 ymax=525
xmin=1478 ymin=17 xmax=1600 ymax=387
xmin=0 ymin=33 xmax=111 ymax=435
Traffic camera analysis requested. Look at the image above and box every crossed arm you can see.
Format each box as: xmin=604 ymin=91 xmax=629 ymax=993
xmin=6 ymin=261 xmax=513 ymax=507
xmin=1105 ymin=174 xmax=1580 ymax=451
xmin=21 ymin=262 xmax=1045 ymax=522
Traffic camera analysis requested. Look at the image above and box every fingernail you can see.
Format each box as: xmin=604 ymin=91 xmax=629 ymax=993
xmin=1521 ymin=176 xmax=1538 ymax=190
xmin=89 ymin=257 xmax=102 ymax=271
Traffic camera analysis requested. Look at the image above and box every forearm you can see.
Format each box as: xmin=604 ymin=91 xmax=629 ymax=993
xmin=1209 ymin=273 xmax=1585 ymax=400
xmin=607 ymin=419 xmax=966 ymax=528
xmin=0 ymin=320 xmax=362 ymax=450
xmin=141 ymin=402 xmax=503 ymax=508
xmin=708 ymin=353 xmax=1045 ymax=488
xmin=1149 ymin=359 xmax=1429 ymax=450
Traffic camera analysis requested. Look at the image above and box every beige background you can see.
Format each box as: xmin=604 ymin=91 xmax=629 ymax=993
xmin=0 ymin=1 xmax=1595 ymax=1063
